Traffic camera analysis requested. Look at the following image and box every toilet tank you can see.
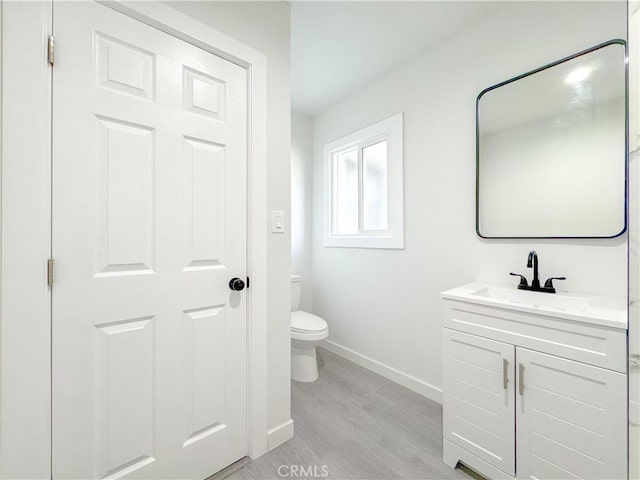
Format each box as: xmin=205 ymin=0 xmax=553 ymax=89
xmin=291 ymin=275 xmax=302 ymax=311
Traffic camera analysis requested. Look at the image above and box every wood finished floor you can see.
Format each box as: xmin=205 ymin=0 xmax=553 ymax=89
xmin=230 ymin=348 xmax=471 ymax=480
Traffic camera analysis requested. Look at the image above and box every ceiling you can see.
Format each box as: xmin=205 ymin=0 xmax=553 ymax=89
xmin=291 ymin=1 xmax=500 ymax=116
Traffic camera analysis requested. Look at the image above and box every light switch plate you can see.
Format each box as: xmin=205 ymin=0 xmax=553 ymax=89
xmin=272 ymin=210 xmax=285 ymax=234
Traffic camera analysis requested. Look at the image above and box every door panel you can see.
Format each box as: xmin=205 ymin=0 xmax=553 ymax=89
xmin=52 ymin=2 xmax=247 ymax=478
xmin=442 ymin=329 xmax=515 ymax=477
xmin=96 ymin=116 xmax=155 ymax=275
xmin=515 ymin=348 xmax=627 ymax=480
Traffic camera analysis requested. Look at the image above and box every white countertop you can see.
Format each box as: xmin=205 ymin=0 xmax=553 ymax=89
xmin=441 ymin=282 xmax=627 ymax=330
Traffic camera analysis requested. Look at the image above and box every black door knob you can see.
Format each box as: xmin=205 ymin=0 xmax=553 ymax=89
xmin=229 ymin=277 xmax=245 ymax=291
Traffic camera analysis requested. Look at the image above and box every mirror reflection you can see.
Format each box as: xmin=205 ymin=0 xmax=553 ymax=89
xmin=477 ymin=41 xmax=626 ymax=238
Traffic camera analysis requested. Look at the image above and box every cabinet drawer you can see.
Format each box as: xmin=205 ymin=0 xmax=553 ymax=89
xmin=443 ymin=299 xmax=627 ymax=372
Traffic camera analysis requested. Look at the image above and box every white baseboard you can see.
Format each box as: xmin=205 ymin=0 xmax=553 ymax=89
xmin=266 ymin=418 xmax=294 ymax=451
xmin=322 ymin=340 xmax=442 ymax=404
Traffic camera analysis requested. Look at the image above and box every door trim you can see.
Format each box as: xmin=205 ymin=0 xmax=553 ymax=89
xmin=0 ymin=1 xmax=269 ymax=477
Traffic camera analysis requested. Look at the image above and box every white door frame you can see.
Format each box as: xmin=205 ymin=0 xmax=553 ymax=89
xmin=0 ymin=1 xmax=269 ymax=477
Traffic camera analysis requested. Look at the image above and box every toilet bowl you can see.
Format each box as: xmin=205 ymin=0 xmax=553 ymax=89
xmin=291 ymin=275 xmax=329 ymax=382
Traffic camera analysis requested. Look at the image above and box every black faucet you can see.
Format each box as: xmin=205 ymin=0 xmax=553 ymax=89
xmin=510 ymin=250 xmax=566 ymax=294
xmin=527 ymin=250 xmax=540 ymax=289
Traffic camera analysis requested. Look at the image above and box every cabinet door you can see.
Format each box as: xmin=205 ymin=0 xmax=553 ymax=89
xmin=443 ymin=328 xmax=515 ymax=476
xmin=516 ymin=348 xmax=627 ymax=480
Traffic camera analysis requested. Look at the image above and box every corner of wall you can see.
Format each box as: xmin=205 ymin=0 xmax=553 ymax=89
xmin=266 ymin=418 xmax=294 ymax=452
xmin=291 ymin=110 xmax=315 ymax=312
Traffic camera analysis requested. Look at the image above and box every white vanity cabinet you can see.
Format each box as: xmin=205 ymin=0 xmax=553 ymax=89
xmin=441 ymin=283 xmax=628 ymax=480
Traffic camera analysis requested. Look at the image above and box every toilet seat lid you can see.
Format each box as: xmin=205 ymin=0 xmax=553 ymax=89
xmin=291 ymin=310 xmax=328 ymax=333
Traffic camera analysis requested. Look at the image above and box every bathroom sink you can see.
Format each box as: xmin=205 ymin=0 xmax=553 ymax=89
xmin=441 ymin=282 xmax=627 ymax=329
xmin=470 ymin=285 xmax=590 ymax=312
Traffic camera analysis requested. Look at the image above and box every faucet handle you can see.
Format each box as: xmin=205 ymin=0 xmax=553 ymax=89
xmin=544 ymin=276 xmax=566 ymax=289
xmin=510 ymin=272 xmax=529 ymax=287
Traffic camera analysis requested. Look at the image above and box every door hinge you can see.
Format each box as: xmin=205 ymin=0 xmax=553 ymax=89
xmin=47 ymin=258 xmax=54 ymax=288
xmin=47 ymin=35 xmax=55 ymax=66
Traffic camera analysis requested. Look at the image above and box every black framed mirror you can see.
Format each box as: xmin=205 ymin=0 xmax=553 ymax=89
xmin=476 ymin=40 xmax=627 ymax=239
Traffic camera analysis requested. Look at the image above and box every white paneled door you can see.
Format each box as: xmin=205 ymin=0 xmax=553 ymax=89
xmin=52 ymin=2 xmax=247 ymax=478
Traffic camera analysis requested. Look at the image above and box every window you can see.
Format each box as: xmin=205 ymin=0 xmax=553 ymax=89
xmin=324 ymin=113 xmax=404 ymax=249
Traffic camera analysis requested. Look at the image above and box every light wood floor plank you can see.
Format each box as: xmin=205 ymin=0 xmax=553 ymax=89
xmin=231 ymin=348 xmax=471 ymax=480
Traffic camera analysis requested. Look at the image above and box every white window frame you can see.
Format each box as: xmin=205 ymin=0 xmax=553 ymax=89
xmin=324 ymin=113 xmax=404 ymax=249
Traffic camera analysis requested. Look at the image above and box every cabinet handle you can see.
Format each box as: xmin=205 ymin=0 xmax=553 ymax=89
xmin=518 ymin=363 xmax=524 ymax=396
xmin=503 ymin=358 xmax=509 ymax=389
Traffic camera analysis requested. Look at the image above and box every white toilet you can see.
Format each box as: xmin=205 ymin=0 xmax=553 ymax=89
xmin=291 ymin=275 xmax=329 ymax=382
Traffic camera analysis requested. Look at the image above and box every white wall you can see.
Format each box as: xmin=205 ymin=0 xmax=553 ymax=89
xmin=311 ymin=1 xmax=627 ymax=401
xmin=291 ymin=111 xmax=314 ymax=311
xmin=165 ymin=0 xmax=293 ymax=442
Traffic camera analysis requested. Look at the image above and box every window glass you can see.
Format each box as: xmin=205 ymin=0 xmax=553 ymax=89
xmin=362 ymin=141 xmax=388 ymax=231
xmin=334 ymin=149 xmax=359 ymax=235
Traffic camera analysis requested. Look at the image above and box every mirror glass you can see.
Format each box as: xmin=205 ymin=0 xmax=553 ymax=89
xmin=477 ymin=41 xmax=626 ymax=238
